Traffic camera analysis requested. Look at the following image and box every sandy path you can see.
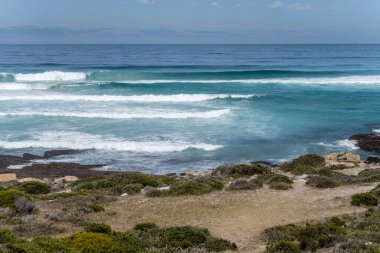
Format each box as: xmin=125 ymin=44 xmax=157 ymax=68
xmin=92 ymin=180 xmax=375 ymax=252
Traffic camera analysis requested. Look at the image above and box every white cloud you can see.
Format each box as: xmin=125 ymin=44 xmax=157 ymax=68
xmin=270 ymin=1 xmax=314 ymax=10
xmin=270 ymin=1 xmax=284 ymax=9
xmin=211 ymin=1 xmax=220 ymax=8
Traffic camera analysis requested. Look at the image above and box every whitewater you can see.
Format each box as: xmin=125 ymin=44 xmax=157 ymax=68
xmin=1 ymin=44 xmax=380 ymax=173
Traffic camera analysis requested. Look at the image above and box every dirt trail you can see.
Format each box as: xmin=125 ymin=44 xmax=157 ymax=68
xmin=95 ymin=180 xmax=375 ymax=252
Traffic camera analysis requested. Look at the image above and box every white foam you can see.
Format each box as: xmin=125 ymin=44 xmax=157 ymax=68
xmin=15 ymin=71 xmax=86 ymax=82
xmin=116 ymin=75 xmax=380 ymax=85
xmin=317 ymin=139 xmax=359 ymax=150
xmin=0 ymin=131 xmax=222 ymax=153
xmin=373 ymin=129 xmax=380 ymax=134
xmin=0 ymin=109 xmax=231 ymax=119
xmin=0 ymin=82 xmax=55 ymax=90
xmin=0 ymin=94 xmax=255 ymax=102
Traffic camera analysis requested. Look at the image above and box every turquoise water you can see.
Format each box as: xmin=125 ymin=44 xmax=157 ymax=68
xmin=0 ymin=44 xmax=380 ymax=173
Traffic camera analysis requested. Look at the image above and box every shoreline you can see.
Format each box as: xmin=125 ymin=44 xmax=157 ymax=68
xmin=0 ymin=139 xmax=380 ymax=252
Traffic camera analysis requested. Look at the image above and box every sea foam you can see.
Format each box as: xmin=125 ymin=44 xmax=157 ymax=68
xmin=0 ymin=109 xmax=231 ymax=119
xmin=14 ymin=71 xmax=86 ymax=82
xmin=0 ymin=94 xmax=256 ymax=102
xmin=0 ymin=131 xmax=222 ymax=153
xmin=317 ymin=139 xmax=359 ymax=150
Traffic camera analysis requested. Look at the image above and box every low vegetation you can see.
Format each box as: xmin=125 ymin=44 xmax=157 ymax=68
xmin=280 ymin=154 xmax=325 ymax=175
xmin=0 ymin=222 xmax=236 ymax=253
xmin=351 ymin=192 xmax=378 ymax=206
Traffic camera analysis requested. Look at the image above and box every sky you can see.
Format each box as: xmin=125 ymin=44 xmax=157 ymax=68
xmin=0 ymin=0 xmax=380 ymax=44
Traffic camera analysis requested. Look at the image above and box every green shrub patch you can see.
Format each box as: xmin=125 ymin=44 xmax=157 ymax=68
xmin=351 ymin=193 xmax=378 ymax=206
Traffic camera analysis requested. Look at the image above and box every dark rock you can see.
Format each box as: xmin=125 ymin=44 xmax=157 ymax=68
xmin=22 ymin=153 xmax=43 ymax=160
xmin=350 ymin=133 xmax=380 ymax=153
xmin=43 ymin=149 xmax=84 ymax=159
xmin=0 ymin=155 xmax=26 ymax=169
xmin=1 ymin=162 xmax=113 ymax=179
xmin=366 ymin=157 xmax=380 ymax=164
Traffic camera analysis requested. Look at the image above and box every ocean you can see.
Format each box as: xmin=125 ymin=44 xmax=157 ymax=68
xmin=0 ymin=44 xmax=380 ymax=173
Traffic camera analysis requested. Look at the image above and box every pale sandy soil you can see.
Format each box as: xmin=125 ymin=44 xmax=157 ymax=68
xmin=90 ymin=179 xmax=376 ymax=253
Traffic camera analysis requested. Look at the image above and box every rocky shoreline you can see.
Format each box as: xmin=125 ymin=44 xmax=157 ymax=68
xmin=0 ymin=133 xmax=380 ymax=252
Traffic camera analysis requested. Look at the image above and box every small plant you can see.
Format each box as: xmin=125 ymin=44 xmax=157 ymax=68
xmin=213 ymin=163 xmax=271 ymax=177
xmin=281 ymin=154 xmax=325 ymax=175
xmin=351 ymin=192 xmax=378 ymax=206
xmin=64 ymin=232 xmax=122 ymax=253
xmin=266 ymin=240 xmax=301 ymax=253
xmin=0 ymin=228 xmax=19 ymax=244
xmin=0 ymin=189 xmax=31 ymax=208
xmin=85 ymin=223 xmax=112 ymax=234
xmin=14 ymin=196 xmax=38 ymax=214
xmin=306 ymin=176 xmax=340 ymax=188
xmin=18 ymin=181 xmax=51 ymax=195
xmin=228 ymin=179 xmax=263 ymax=191
xmin=134 ymin=222 xmax=159 ymax=231
xmin=89 ymin=203 xmax=105 ymax=212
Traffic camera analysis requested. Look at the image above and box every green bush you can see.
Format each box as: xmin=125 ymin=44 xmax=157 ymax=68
xmin=110 ymin=173 xmax=173 ymax=188
xmin=263 ymin=174 xmax=293 ymax=190
xmin=85 ymin=223 xmax=112 ymax=234
xmin=134 ymin=222 xmax=159 ymax=231
xmin=281 ymin=154 xmax=325 ymax=175
xmin=63 ymin=232 xmax=122 ymax=253
xmin=32 ymin=236 xmax=77 ymax=253
xmin=89 ymin=204 xmax=105 ymax=212
xmin=205 ymin=237 xmax=237 ymax=252
xmin=0 ymin=189 xmax=31 ymax=208
xmin=306 ymin=176 xmax=340 ymax=188
xmin=266 ymin=240 xmax=301 ymax=253
xmin=228 ymin=179 xmax=263 ymax=191
xmin=18 ymin=181 xmax=51 ymax=195
xmin=150 ymin=178 xmax=224 ymax=197
xmin=213 ymin=164 xmax=271 ymax=177
xmin=351 ymin=193 xmax=378 ymax=206
xmin=0 ymin=228 xmax=19 ymax=244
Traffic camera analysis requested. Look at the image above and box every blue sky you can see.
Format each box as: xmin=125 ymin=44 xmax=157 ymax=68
xmin=1 ymin=0 xmax=380 ymax=44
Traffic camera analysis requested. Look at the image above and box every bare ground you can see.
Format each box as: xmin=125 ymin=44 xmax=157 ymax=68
xmin=86 ymin=179 xmax=375 ymax=252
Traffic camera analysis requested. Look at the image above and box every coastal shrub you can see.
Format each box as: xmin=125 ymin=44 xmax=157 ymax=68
xmin=134 ymin=222 xmax=159 ymax=231
xmin=371 ymin=184 xmax=380 ymax=198
xmin=263 ymin=174 xmax=293 ymax=190
xmin=29 ymin=236 xmax=76 ymax=253
xmin=263 ymin=224 xmax=300 ymax=243
xmin=356 ymin=169 xmax=380 ymax=184
xmin=329 ymin=164 xmax=348 ymax=170
xmin=85 ymin=223 xmax=112 ymax=234
xmin=109 ymin=172 xmax=173 ymax=188
xmin=205 ymin=237 xmax=237 ymax=252
xmin=266 ymin=240 xmax=301 ymax=253
xmin=306 ymin=176 xmax=340 ymax=188
xmin=351 ymin=193 xmax=378 ymax=206
xmin=0 ymin=228 xmax=19 ymax=244
xmin=18 ymin=181 xmax=51 ymax=195
xmin=14 ymin=196 xmax=38 ymax=214
xmin=281 ymin=154 xmax=325 ymax=175
xmin=151 ymin=178 xmax=224 ymax=196
xmin=213 ymin=163 xmax=271 ymax=177
xmin=89 ymin=203 xmax=105 ymax=212
xmin=263 ymin=218 xmax=347 ymax=252
xmin=64 ymin=232 xmax=122 ymax=253
xmin=13 ymin=223 xmax=65 ymax=237
xmin=228 ymin=179 xmax=263 ymax=191
xmin=110 ymin=183 xmax=143 ymax=195
xmin=0 ymin=189 xmax=31 ymax=208
xmin=40 ymin=191 xmax=83 ymax=200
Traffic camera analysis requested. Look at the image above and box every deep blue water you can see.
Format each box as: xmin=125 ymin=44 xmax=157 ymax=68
xmin=0 ymin=44 xmax=380 ymax=173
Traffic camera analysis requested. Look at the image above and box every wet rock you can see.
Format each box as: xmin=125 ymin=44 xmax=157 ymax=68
xmin=43 ymin=149 xmax=84 ymax=159
xmin=367 ymin=157 xmax=380 ymax=164
xmin=22 ymin=153 xmax=43 ymax=160
xmin=0 ymin=155 xmax=26 ymax=169
xmin=350 ymin=133 xmax=380 ymax=153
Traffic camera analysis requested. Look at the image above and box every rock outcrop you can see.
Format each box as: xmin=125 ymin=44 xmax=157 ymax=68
xmin=350 ymin=133 xmax=380 ymax=153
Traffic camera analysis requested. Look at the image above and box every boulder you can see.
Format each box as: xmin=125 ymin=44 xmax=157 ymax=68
xmin=0 ymin=155 xmax=25 ymax=169
xmin=325 ymin=152 xmax=361 ymax=163
xmin=22 ymin=153 xmax=43 ymax=160
xmin=18 ymin=177 xmax=44 ymax=183
xmin=366 ymin=157 xmax=380 ymax=164
xmin=0 ymin=173 xmax=17 ymax=182
xmin=350 ymin=133 xmax=380 ymax=153
xmin=63 ymin=176 xmax=79 ymax=182
xmin=43 ymin=149 xmax=83 ymax=159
